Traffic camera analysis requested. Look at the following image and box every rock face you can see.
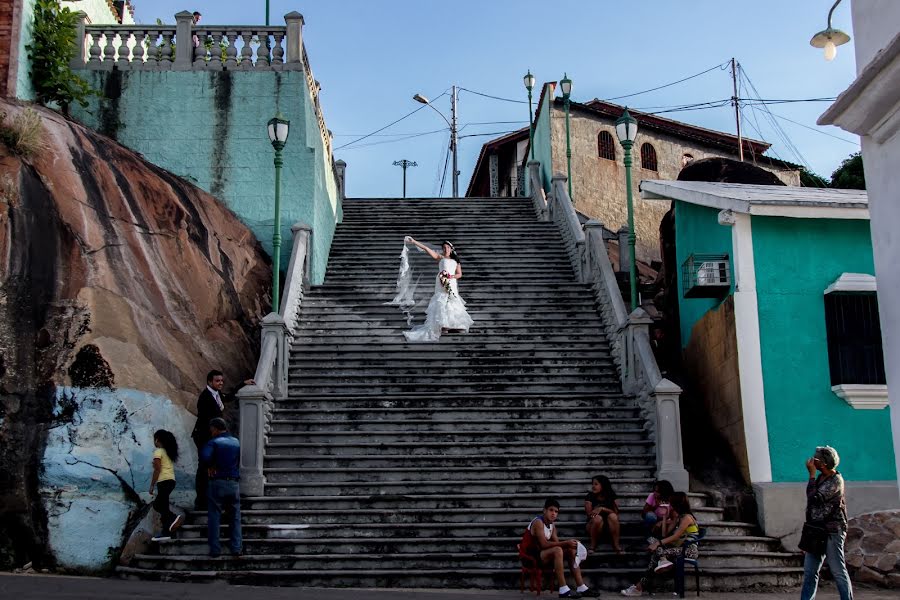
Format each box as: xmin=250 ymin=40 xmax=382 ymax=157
xmin=846 ymin=510 xmax=900 ymax=587
xmin=0 ymin=100 xmax=270 ymax=570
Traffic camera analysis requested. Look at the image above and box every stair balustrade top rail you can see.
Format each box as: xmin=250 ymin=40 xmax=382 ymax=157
xmin=529 ymin=161 xmax=689 ymax=491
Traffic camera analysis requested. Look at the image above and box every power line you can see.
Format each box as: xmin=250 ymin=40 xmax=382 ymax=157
xmin=337 ymin=129 xmax=445 ymax=151
xmin=739 ymin=66 xmax=811 ymax=168
xmin=603 ymin=61 xmax=731 ymax=101
xmin=766 ymin=111 xmax=859 ymax=145
xmin=438 ymin=138 xmax=451 ymax=197
xmin=459 ymin=130 xmax=520 ymax=139
xmin=334 ymin=92 xmax=447 ymax=151
xmin=333 ymin=128 xmax=447 ymax=138
xmin=458 ymin=87 xmax=528 ymax=104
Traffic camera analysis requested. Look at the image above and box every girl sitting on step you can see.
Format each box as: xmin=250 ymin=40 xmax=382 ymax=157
xmin=620 ymin=492 xmax=699 ymax=596
xmin=584 ymin=474 xmax=623 ymax=554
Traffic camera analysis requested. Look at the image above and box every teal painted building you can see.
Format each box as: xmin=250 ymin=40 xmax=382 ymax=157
xmin=642 ymin=180 xmax=898 ymax=542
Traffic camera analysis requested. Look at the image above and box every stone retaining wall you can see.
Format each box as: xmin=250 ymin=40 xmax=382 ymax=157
xmin=847 ymin=510 xmax=900 ymax=587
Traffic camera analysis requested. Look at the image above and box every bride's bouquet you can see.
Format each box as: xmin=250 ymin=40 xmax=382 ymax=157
xmin=439 ymin=270 xmax=455 ymax=296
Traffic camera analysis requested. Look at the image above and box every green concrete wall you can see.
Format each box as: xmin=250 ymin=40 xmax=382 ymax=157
xmin=674 ymin=200 xmax=734 ymax=348
xmin=69 ymin=69 xmax=340 ymax=284
xmin=15 ymin=0 xmax=36 ymax=101
xmin=752 ymin=216 xmax=895 ymax=482
xmin=530 ymin=84 xmax=554 ymax=194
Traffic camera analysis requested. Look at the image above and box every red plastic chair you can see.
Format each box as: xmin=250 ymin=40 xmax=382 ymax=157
xmin=518 ymin=542 xmax=552 ymax=595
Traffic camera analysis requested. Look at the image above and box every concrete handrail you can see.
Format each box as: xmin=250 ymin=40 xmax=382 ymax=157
xmin=530 ymin=159 xmax=689 ymax=490
xmin=237 ymin=221 xmax=312 ymax=495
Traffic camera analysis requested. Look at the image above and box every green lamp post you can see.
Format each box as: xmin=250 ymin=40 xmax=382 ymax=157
xmin=523 ymin=70 xmax=536 ymax=161
xmin=559 ymin=73 xmax=573 ymax=200
xmin=267 ymin=113 xmax=290 ymax=312
xmin=615 ymin=107 xmax=639 ymax=311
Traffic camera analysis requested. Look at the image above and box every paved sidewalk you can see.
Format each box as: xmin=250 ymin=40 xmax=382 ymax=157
xmin=2 ymin=574 xmax=899 ymax=599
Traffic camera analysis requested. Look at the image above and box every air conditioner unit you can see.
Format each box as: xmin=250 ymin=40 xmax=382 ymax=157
xmin=696 ymin=261 xmax=730 ymax=286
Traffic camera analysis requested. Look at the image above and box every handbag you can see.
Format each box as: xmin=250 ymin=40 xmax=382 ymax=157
xmin=799 ymin=522 xmax=828 ymax=555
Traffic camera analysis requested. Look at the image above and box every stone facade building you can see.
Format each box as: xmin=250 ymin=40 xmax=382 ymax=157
xmin=468 ymin=87 xmax=801 ymax=261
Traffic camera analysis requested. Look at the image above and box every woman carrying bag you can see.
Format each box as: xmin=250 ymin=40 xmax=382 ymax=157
xmin=799 ymin=445 xmax=853 ymax=600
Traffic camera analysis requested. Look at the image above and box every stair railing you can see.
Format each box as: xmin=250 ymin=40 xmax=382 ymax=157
xmin=237 ymin=222 xmax=312 ymax=496
xmin=534 ymin=168 xmax=689 ymax=491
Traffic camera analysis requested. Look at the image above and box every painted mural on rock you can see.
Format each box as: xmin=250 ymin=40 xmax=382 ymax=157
xmin=0 ymin=100 xmax=270 ymax=568
xmin=42 ymin=387 xmax=194 ymax=570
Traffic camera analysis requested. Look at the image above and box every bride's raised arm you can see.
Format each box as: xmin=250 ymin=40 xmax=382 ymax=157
xmin=405 ymin=236 xmax=441 ymax=261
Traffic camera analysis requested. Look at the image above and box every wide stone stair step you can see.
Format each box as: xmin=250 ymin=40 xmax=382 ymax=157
xmin=268 ymin=417 xmax=643 ymax=433
xmin=263 ymin=452 xmax=655 ymax=469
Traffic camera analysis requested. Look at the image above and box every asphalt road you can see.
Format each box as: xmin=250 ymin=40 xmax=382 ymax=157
xmin=2 ymin=574 xmax=899 ymax=599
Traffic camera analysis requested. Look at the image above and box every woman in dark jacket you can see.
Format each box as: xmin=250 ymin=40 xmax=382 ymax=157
xmin=800 ymin=445 xmax=853 ymax=600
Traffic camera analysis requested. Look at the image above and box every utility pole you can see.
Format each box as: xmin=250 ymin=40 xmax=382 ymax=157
xmin=392 ymin=159 xmax=417 ymax=198
xmin=731 ymin=57 xmax=744 ymax=162
xmin=450 ymin=85 xmax=459 ymax=197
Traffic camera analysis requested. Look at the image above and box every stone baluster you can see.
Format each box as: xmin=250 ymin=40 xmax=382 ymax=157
xmin=205 ymin=31 xmax=219 ymax=69
xmin=103 ymin=30 xmax=117 ymax=65
xmin=272 ymin=31 xmax=285 ymax=66
xmin=284 ymin=12 xmax=304 ymax=66
xmin=239 ymin=33 xmax=253 ymax=69
xmin=173 ymin=10 xmax=193 ymax=70
xmin=129 ymin=31 xmax=143 ymax=65
xmin=159 ymin=31 xmax=174 ymax=66
xmin=70 ymin=12 xmax=88 ymax=68
xmin=224 ymin=32 xmax=238 ymax=69
xmin=257 ymin=30 xmax=271 ymax=66
xmin=193 ymin=30 xmax=207 ymax=67
xmin=87 ymin=32 xmax=102 ymax=64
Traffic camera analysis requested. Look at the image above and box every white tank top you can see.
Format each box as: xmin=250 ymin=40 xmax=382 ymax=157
xmin=529 ymin=516 xmax=553 ymax=540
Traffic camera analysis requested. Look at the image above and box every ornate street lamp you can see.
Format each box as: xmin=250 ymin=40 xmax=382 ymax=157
xmin=523 ymin=69 xmax=536 ymax=161
xmin=267 ymin=113 xmax=290 ymax=312
xmin=560 ymin=73 xmax=573 ymax=200
xmin=810 ymin=0 xmax=851 ymax=61
xmin=615 ymin=107 xmax=639 ymax=311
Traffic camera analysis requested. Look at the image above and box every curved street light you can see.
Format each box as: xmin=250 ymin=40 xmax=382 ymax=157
xmin=615 ymin=107 xmax=639 ymax=311
xmin=267 ymin=113 xmax=290 ymax=312
xmin=810 ymin=0 xmax=851 ymax=61
xmin=414 ymin=88 xmax=459 ymax=197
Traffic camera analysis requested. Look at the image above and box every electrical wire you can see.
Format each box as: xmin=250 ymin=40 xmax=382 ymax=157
xmin=333 ymin=128 xmax=447 ymax=138
xmin=458 ymin=87 xmax=528 ymax=104
xmin=336 ymin=129 xmax=445 ymax=151
xmin=334 ymin=92 xmax=447 ymax=151
xmin=603 ymin=61 xmax=731 ymax=101
xmin=438 ymin=138 xmax=451 ymax=197
xmin=766 ymin=111 xmax=859 ymax=145
xmin=739 ymin=65 xmax=811 ymax=168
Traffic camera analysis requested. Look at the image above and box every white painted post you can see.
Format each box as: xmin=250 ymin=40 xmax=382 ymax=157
xmin=284 ymin=12 xmax=305 ymax=65
xmin=236 ymin=385 xmax=269 ymax=496
xmin=334 ymin=160 xmax=347 ymax=203
xmin=626 ymin=309 xmax=653 ymax=393
xmin=290 ymin=222 xmax=313 ymax=289
xmin=261 ymin=313 xmax=289 ymax=399
xmin=173 ymin=11 xmax=193 ymax=70
xmin=70 ymin=12 xmax=88 ymax=68
xmin=653 ymin=378 xmax=690 ymax=492
xmin=617 ymin=226 xmax=630 ymax=274
xmin=583 ymin=220 xmax=606 ymax=284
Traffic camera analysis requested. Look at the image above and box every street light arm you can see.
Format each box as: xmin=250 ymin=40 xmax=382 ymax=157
xmin=422 ymin=101 xmax=452 ymax=129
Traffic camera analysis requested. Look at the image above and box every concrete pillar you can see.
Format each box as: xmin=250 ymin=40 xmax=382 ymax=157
xmin=583 ymin=219 xmax=606 ymax=284
xmin=527 ymin=161 xmax=546 ymax=220
xmin=70 ymin=12 xmax=88 ymax=69
xmin=653 ymin=378 xmax=690 ymax=492
xmin=617 ymin=225 xmax=630 ymax=274
xmin=173 ymin=11 xmax=193 ymax=70
xmin=516 ymin=164 xmax=526 ymax=197
xmin=236 ymin=385 xmax=269 ymax=496
xmin=284 ymin=12 xmax=305 ymax=65
xmin=290 ymin=221 xmax=313 ymax=289
xmin=261 ymin=313 xmax=289 ymax=399
xmin=334 ymin=160 xmax=347 ymax=203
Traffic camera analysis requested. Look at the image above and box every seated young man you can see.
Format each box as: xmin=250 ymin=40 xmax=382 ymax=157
xmin=528 ymin=497 xmax=597 ymax=598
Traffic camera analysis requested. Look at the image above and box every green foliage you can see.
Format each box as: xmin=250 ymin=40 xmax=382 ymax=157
xmin=799 ymin=168 xmax=828 ymax=188
xmin=26 ymin=0 xmax=94 ymax=114
xmin=0 ymin=109 xmax=47 ymax=158
xmin=830 ymin=152 xmax=866 ymax=190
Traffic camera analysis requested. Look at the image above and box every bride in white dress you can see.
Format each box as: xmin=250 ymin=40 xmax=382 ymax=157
xmin=402 ymin=237 xmax=474 ymax=342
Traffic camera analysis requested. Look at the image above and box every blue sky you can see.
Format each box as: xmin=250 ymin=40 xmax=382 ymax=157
xmin=140 ymin=1 xmax=861 ymax=198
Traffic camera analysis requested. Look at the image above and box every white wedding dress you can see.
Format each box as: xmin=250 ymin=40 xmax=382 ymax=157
xmin=403 ymin=257 xmax=474 ymax=342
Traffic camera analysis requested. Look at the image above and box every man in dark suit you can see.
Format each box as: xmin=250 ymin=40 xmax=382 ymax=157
xmin=192 ymin=370 xmax=226 ymax=510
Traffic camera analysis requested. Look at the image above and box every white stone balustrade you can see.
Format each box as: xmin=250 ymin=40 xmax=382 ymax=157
xmin=71 ymin=11 xmax=306 ymax=71
xmin=237 ymin=221 xmax=312 ymax=496
xmin=533 ymin=168 xmax=690 ymax=491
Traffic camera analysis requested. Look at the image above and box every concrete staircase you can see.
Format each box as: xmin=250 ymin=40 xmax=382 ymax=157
xmin=120 ymin=197 xmax=803 ymax=589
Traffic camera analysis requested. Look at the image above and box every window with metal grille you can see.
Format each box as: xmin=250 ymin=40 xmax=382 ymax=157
xmin=598 ymin=131 xmax=615 ymax=160
xmin=641 ymin=143 xmax=658 ymax=171
xmin=824 ymin=292 xmax=886 ymax=386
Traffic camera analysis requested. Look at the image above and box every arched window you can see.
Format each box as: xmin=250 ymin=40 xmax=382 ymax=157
xmin=598 ymin=131 xmax=616 ymax=160
xmin=641 ymin=143 xmax=658 ymax=171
